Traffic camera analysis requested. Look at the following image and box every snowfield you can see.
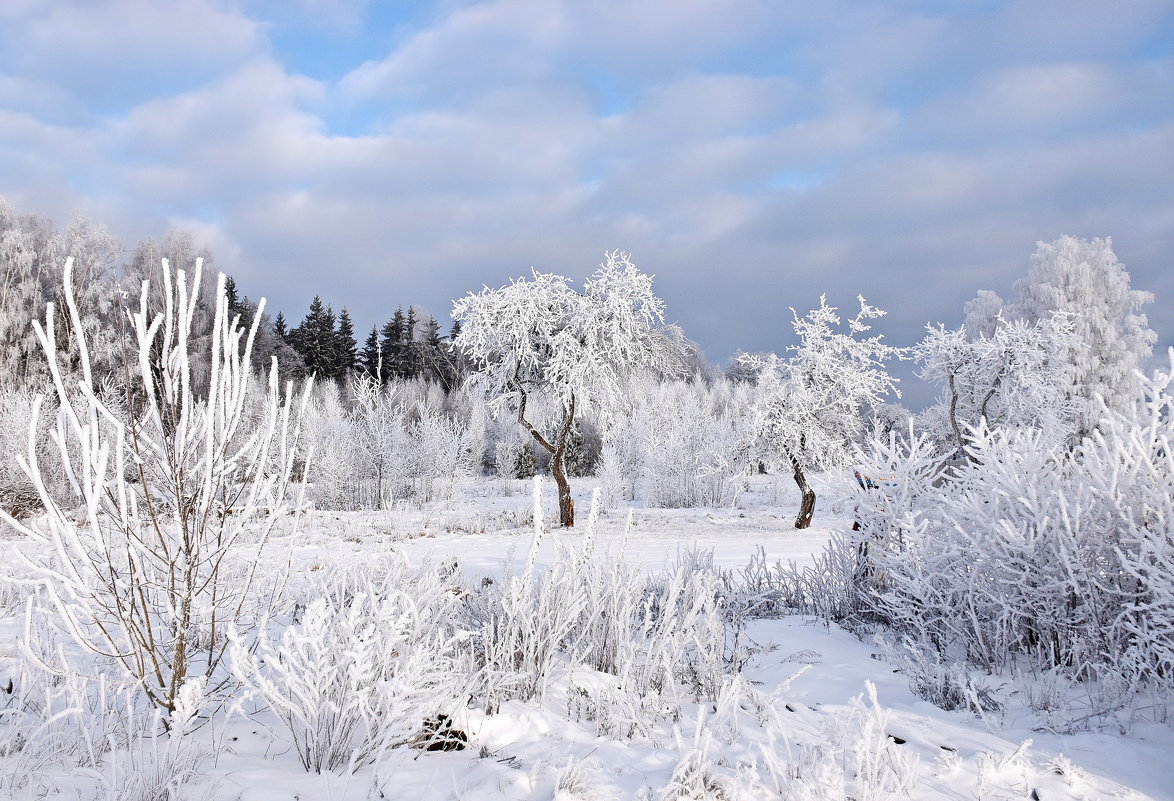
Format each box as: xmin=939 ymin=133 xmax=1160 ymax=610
xmin=4 ymin=474 xmax=1169 ymax=801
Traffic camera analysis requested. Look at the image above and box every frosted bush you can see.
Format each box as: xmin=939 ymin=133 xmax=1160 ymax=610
xmin=304 ymin=375 xmax=480 ymax=509
xmin=847 ymin=351 xmax=1174 ymax=719
xmin=303 ymin=382 xmax=364 ymax=510
xmin=231 ymin=555 xmax=462 ymax=773
xmin=463 ymin=477 xmax=588 ymax=708
xmin=599 ymin=377 xmax=753 ymax=509
xmin=463 ymin=480 xmax=738 ymax=723
xmin=1 ymin=623 xmax=206 ymax=800
xmin=398 ymin=400 xmax=478 ymax=502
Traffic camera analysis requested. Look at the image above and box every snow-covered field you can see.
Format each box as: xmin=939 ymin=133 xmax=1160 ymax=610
xmin=4 ymin=474 xmax=1169 ymax=801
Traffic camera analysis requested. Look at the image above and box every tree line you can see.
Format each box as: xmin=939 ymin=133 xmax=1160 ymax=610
xmin=0 ymin=195 xmax=467 ymax=394
xmin=273 ymin=293 xmax=467 ymax=389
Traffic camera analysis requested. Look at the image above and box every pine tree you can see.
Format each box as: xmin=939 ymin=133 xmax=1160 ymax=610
xmin=380 ymin=307 xmax=407 ymax=379
xmin=323 ymin=305 xmax=338 ymax=380
xmin=442 ymin=319 xmax=469 ymax=389
xmin=335 ymin=308 xmax=358 ymax=376
xmin=224 ymin=275 xmax=244 ymax=321
xmin=274 ymin=311 xmax=289 ymax=341
xmin=420 ymin=315 xmax=454 ymax=388
xmin=404 ymin=306 xmax=421 ymax=379
xmin=359 ymin=325 xmax=382 ymax=381
xmin=295 ymin=296 xmax=336 ymax=380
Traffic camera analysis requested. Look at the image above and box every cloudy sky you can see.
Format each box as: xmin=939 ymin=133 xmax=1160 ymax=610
xmin=1 ymin=0 xmax=1171 ymax=404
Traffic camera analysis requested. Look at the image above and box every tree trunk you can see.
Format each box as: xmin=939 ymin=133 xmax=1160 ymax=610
xmin=551 ymin=449 xmax=574 ymax=528
xmin=515 ymin=387 xmax=576 ymax=527
xmin=788 ymin=450 xmax=816 ymax=529
xmin=550 ymin=394 xmax=577 ymax=527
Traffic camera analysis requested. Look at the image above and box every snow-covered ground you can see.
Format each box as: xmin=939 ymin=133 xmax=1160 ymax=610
xmin=2 ymin=475 xmax=1171 ymax=800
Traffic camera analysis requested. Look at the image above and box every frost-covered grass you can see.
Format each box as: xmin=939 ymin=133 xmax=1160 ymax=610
xmin=1 ymin=473 xmax=1170 ymax=800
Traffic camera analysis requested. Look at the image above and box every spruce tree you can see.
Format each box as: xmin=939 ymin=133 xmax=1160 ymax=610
xmin=335 ymin=308 xmax=358 ymax=376
xmin=380 ymin=307 xmax=407 ymax=379
xmin=274 ymin=311 xmax=289 ymax=341
xmin=326 ymin=305 xmax=340 ymax=380
xmin=404 ymin=306 xmax=420 ymax=379
xmin=359 ymin=325 xmax=382 ymax=381
xmin=296 ymin=296 xmax=336 ymax=380
xmin=420 ymin=315 xmax=446 ymax=385
xmin=224 ymin=275 xmax=244 ymax=321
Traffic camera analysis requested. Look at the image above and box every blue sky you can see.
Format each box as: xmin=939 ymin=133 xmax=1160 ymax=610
xmin=1 ymin=0 xmax=1171 ymax=405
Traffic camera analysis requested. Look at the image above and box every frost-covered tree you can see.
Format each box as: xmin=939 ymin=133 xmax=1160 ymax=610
xmin=126 ymin=231 xmax=217 ymax=339
xmin=915 ymin=314 xmax=1079 ymax=456
xmin=963 ymin=236 xmax=1155 ymax=438
xmin=0 ymin=203 xmax=126 ymax=390
xmin=0 ymin=206 xmax=53 ymax=389
xmin=452 ymin=250 xmax=679 ymax=526
xmin=742 ymin=296 xmax=903 ymax=528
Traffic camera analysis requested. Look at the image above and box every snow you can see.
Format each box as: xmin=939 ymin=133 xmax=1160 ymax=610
xmin=2 ymin=474 xmax=1171 ymax=800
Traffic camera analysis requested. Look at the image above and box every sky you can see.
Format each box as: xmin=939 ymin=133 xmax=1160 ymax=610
xmin=1 ymin=0 xmax=1171 ymax=406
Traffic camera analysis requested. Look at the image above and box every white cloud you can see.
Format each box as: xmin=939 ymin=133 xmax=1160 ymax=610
xmin=338 ymin=0 xmax=564 ymax=105
xmin=112 ymin=59 xmax=327 ymax=198
xmin=0 ymin=0 xmax=264 ymax=108
xmin=917 ymin=61 xmax=1172 ymax=138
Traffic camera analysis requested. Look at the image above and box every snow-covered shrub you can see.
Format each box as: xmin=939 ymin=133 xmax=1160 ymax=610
xmin=397 ymin=400 xmax=479 ymax=502
xmin=88 ymin=678 xmax=207 ymax=801
xmin=463 ymin=477 xmax=588 ymax=708
xmin=567 ymin=549 xmax=733 ymax=729
xmin=846 ymin=351 xmax=1174 ymax=718
xmin=658 ymin=723 xmax=729 ymax=801
xmin=302 ymin=382 xmax=365 ymax=510
xmin=464 ymin=480 xmax=737 ymax=724
xmin=303 ymin=374 xmax=481 ymax=510
xmin=739 ymin=536 xmax=865 ymax=628
xmin=0 ymin=390 xmax=48 ymax=520
xmin=0 ymin=258 xmax=312 ymax=722
xmin=231 ymin=556 xmax=461 ymax=773
xmin=651 ymin=680 xmax=918 ymax=801
xmin=0 ymin=621 xmax=206 ymax=800
xmin=1083 ymin=351 xmax=1174 ymax=692
xmin=862 ymin=425 xmax=1127 ymax=675
xmin=598 ymin=377 xmax=753 ymax=509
